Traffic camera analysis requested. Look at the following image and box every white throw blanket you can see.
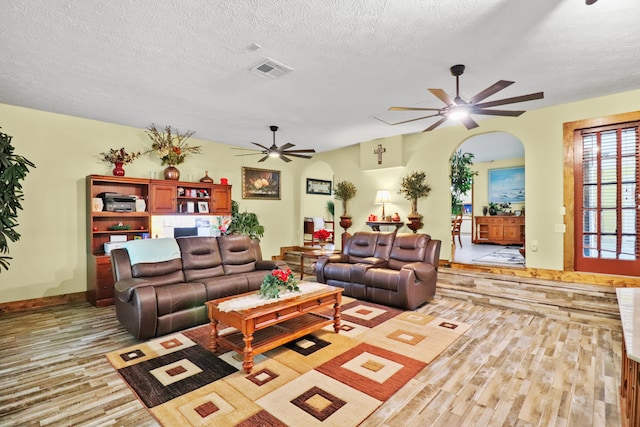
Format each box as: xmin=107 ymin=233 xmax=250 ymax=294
xmin=216 ymin=282 xmax=329 ymax=312
xmin=312 ymin=217 xmax=325 ymax=231
xmin=123 ymin=238 xmax=181 ymax=265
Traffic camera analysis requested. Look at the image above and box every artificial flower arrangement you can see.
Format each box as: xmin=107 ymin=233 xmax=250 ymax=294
xmin=258 ymin=268 xmax=300 ymax=299
xmin=99 ymin=147 xmax=141 ymax=165
xmin=145 ymin=124 xmax=202 ymax=165
xmin=313 ymin=229 xmax=332 ymax=241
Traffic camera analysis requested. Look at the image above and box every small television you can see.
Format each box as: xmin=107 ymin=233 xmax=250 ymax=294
xmin=173 ymin=227 xmax=198 ymax=238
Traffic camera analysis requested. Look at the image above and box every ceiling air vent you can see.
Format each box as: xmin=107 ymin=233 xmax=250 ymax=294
xmin=250 ymin=58 xmax=293 ymax=80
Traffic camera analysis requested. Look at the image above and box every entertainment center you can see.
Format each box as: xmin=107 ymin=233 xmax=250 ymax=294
xmin=86 ymin=175 xmax=232 ymax=307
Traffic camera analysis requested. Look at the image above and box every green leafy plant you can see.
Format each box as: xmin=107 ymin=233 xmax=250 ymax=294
xmin=225 ymin=200 xmax=265 ymax=240
xmin=450 ymin=150 xmax=478 ymax=214
xmin=398 ymin=171 xmax=431 ymax=217
xmin=258 ymin=268 xmax=299 ymax=299
xmin=326 ymin=200 xmax=334 ymax=218
xmin=0 ymin=128 xmax=36 ymax=271
xmin=333 ymin=180 xmax=357 ymax=217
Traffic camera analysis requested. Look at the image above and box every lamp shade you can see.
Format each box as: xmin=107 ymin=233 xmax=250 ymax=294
xmin=374 ymin=190 xmax=391 ymax=204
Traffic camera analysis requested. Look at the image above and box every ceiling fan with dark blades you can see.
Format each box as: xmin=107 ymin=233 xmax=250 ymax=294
xmin=388 ymin=64 xmax=544 ymax=132
xmin=232 ymin=125 xmax=316 ymax=162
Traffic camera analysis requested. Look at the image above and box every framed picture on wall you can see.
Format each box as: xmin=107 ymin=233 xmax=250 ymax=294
xmin=306 ymin=178 xmax=332 ymax=195
xmin=242 ymin=167 xmax=281 ymax=200
xmin=488 ymin=166 xmax=525 ymax=203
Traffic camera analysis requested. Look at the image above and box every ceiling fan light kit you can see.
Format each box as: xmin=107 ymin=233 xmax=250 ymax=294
xmin=389 ymin=64 xmax=544 ymax=132
xmin=232 ymin=125 xmax=316 ymax=163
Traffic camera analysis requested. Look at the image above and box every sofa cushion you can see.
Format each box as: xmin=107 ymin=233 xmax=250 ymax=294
xmin=346 ymin=232 xmax=379 ymax=263
xmin=155 ymin=282 xmax=207 ymax=316
xmin=218 ymin=235 xmax=258 ymax=275
xmin=130 ymin=259 xmax=185 ymax=285
xmin=201 ymin=275 xmax=250 ymax=300
xmin=388 ymin=234 xmax=428 ymax=270
xmin=177 ymin=236 xmax=225 ymax=281
xmin=364 ymin=268 xmax=399 ymax=292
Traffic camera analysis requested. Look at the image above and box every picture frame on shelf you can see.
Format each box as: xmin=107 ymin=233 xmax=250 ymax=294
xmin=242 ymin=167 xmax=281 ymax=200
xmin=306 ymin=178 xmax=332 ymax=195
xmin=197 ymin=201 xmax=209 ymax=213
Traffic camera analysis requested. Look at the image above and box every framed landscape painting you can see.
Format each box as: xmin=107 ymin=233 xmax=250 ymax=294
xmin=242 ymin=167 xmax=281 ymax=200
xmin=488 ymin=166 xmax=525 ymax=203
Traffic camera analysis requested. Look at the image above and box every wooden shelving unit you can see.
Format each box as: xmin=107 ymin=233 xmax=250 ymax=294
xmin=86 ymin=174 xmax=232 ymax=307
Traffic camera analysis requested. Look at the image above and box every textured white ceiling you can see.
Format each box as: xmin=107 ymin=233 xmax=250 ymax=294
xmin=1 ymin=0 xmax=638 ymax=154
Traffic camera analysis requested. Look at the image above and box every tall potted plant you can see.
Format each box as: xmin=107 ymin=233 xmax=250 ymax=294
xmin=398 ymin=171 xmax=431 ymax=232
xmin=450 ymin=150 xmax=478 ymax=214
xmin=0 ymin=128 xmax=36 ymax=271
xmin=333 ymin=180 xmax=357 ymax=230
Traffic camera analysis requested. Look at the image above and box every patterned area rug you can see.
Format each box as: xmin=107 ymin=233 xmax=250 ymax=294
xmin=473 ymin=247 xmax=525 ymax=265
xmin=106 ymin=297 xmax=470 ymax=426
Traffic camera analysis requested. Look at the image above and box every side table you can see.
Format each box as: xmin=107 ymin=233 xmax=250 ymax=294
xmin=365 ymin=221 xmax=404 ymax=231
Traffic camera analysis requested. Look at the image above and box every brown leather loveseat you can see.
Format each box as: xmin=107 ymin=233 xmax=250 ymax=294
xmin=315 ymin=231 xmax=441 ymax=310
xmin=111 ymin=235 xmax=287 ymax=340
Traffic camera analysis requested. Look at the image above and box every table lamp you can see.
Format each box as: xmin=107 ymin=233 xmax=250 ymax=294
xmin=374 ymin=189 xmax=391 ymax=219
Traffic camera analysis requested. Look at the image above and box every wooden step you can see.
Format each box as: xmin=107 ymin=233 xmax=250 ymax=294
xmin=437 ymin=268 xmax=620 ymax=329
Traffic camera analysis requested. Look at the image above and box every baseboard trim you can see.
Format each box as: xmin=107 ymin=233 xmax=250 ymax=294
xmin=0 ymin=292 xmax=88 ymax=314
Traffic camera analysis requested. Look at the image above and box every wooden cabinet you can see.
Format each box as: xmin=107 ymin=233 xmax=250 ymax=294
xmin=211 ymin=186 xmax=232 ymax=215
xmin=473 ymin=215 xmax=525 ymax=245
xmin=149 ymin=182 xmax=176 ymax=213
xmin=149 ymin=180 xmax=232 ymax=215
xmin=86 ymin=175 xmax=232 ymax=306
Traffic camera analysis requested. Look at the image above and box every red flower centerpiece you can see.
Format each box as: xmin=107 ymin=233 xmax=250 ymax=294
xmin=313 ymin=229 xmax=332 ymax=250
xmin=258 ymin=268 xmax=300 ymax=299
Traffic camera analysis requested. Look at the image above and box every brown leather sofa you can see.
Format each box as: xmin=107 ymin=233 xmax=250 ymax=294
xmin=315 ymin=231 xmax=441 ymax=310
xmin=111 ymin=235 xmax=287 ymax=340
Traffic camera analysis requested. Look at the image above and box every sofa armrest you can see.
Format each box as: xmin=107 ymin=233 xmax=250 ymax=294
xmin=401 ymin=262 xmax=436 ymax=282
xmin=114 ymin=278 xmax=157 ymax=303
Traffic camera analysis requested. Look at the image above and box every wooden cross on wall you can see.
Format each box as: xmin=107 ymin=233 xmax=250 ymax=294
xmin=374 ymin=144 xmax=386 ymax=165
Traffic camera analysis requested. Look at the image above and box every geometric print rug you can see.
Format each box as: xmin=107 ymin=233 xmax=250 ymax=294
xmin=105 ymin=297 xmax=470 ymax=426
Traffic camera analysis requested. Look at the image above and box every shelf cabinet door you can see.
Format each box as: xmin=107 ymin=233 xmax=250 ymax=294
xmin=150 ymin=183 xmax=177 ymax=213
xmin=212 ymin=186 xmax=232 ymax=215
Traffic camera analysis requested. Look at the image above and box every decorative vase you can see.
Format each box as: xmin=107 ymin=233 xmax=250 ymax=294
xmin=318 ymin=240 xmax=327 ymax=252
xmin=483 ymin=206 xmax=488 ymax=216
xmin=112 ymin=162 xmax=125 ymax=177
xmin=407 ymin=214 xmax=423 ymax=234
xmin=164 ymin=165 xmax=180 ymax=180
xmin=339 ymin=216 xmax=352 ymax=231
xmin=199 ymin=171 xmax=214 ymax=183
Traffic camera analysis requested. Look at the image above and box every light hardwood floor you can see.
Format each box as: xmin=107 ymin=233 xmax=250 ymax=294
xmin=0 ymin=292 xmax=622 ymax=426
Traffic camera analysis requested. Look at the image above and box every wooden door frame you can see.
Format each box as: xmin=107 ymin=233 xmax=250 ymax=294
xmin=562 ymin=110 xmax=640 ymax=271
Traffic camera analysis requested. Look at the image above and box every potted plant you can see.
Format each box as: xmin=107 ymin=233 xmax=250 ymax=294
xmin=333 ymin=180 xmax=357 ymax=230
xmin=0 ymin=128 xmax=36 ymax=272
xmin=99 ymin=147 xmax=141 ymax=176
xmin=225 ymin=200 xmax=265 ymax=240
xmin=450 ymin=150 xmax=478 ymax=215
xmin=145 ymin=124 xmax=202 ymax=180
xmin=398 ymin=171 xmax=432 ymax=231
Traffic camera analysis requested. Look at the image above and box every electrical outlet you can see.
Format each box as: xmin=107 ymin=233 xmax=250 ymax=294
xmin=531 ymin=240 xmax=538 ymax=252
xmin=559 ymin=206 xmax=566 ymax=215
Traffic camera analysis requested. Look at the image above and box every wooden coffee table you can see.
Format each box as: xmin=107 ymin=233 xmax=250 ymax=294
xmin=205 ymin=284 xmax=342 ymax=373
